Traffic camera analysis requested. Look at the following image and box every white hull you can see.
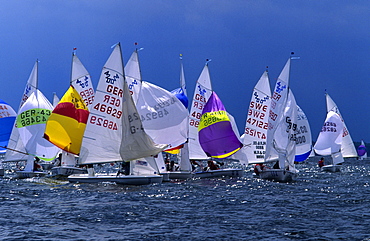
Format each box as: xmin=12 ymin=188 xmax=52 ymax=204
xmin=168 ymin=171 xmax=194 ymax=180
xmin=321 ymin=164 xmax=341 ymax=172
xmin=16 ymin=171 xmax=47 ymax=179
xmin=68 ymin=173 xmax=163 ymax=185
xmin=194 ymin=168 xmax=244 ymax=178
xmin=51 ymin=166 xmax=87 ymax=177
xmin=258 ymin=169 xmax=296 ymax=182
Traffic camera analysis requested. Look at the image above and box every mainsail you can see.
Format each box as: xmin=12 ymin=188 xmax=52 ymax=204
xmin=125 ymin=49 xmax=142 ymax=104
xmin=79 ymin=43 xmax=166 ymax=165
xmin=70 ymin=53 xmax=95 ymax=109
xmin=189 ymin=63 xmax=213 ymax=159
xmin=239 ymin=70 xmax=272 ymax=164
xmin=198 ymin=91 xmax=242 ymax=159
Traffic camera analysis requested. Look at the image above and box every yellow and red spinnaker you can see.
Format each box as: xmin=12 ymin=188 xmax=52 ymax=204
xmin=44 ymin=85 xmax=89 ymax=155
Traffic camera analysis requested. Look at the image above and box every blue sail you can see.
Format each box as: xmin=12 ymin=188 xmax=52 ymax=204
xmin=0 ymin=100 xmax=17 ymax=153
xmin=171 ymin=87 xmax=188 ymax=108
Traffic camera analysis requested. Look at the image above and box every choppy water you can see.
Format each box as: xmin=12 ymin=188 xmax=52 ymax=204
xmin=1 ymin=157 xmax=370 ymax=241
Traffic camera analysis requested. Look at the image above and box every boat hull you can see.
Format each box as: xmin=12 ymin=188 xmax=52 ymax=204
xmin=51 ymin=166 xmax=87 ymax=177
xmin=258 ymin=169 xmax=296 ymax=182
xmin=160 ymin=172 xmax=170 ymax=182
xmin=68 ymin=173 xmax=163 ymax=185
xmin=321 ymin=164 xmax=341 ymax=172
xmin=16 ymin=171 xmax=47 ymax=179
xmin=40 ymin=163 xmax=54 ymax=170
xmin=168 ymin=171 xmax=194 ymax=180
xmin=194 ymin=168 xmax=244 ymax=178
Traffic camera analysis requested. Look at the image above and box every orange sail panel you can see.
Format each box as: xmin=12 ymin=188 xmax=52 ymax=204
xmin=44 ymin=85 xmax=89 ymax=154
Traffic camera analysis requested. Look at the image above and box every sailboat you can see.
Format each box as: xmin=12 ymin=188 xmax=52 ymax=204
xmin=357 ymin=140 xmax=367 ymax=160
xmin=125 ymin=49 xmax=189 ymax=180
xmin=314 ymin=93 xmax=357 ymax=172
xmin=167 ymin=55 xmax=193 ymax=180
xmin=261 ymin=58 xmax=299 ymax=182
xmin=4 ymin=61 xmax=38 ymax=166
xmin=68 ymin=43 xmax=167 ymax=185
xmin=46 ymin=52 xmax=93 ymax=178
xmin=0 ymin=100 xmax=17 ymax=176
xmin=189 ymin=62 xmax=244 ymax=178
xmin=234 ymin=70 xmax=273 ymax=166
xmin=15 ymin=89 xmax=60 ymax=178
xmin=314 ymin=111 xmax=344 ymax=172
xmin=194 ymin=90 xmax=244 ymax=178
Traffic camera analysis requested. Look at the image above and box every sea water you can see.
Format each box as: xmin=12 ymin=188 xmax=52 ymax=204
xmin=0 ymin=157 xmax=369 ymax=241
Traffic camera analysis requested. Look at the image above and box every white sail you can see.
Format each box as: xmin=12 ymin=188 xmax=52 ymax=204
xmin=273 ymin=90 xmax=298 ymax=170
xmin=188 ymin=64 xmax=213 ymax=159
xmin=239 ymin=71 xmax=272 ymax=164
xmin=5 ymin=61 xmax=38 ymax=162
xmin=125 ymin=49 xmax=142 ymax=105
xmin=265 ymin=58 xmax=291 ymax=163
xmin=135 ymin=81 xmax=188 ymax=149
xmin=71 ymin=53 xmax=95 ymax=109
xmin=314 ymin=111 xmax=344 ymax=156
xmin=294 ymin=104 xmax=312 ymax=162
xmin=325 ymin=93 xmax=357 ymax=157
xmin=80 ymin=43 xmax=166 ymax=165
xmin=17 ymin=89 xmax=60 ymax=162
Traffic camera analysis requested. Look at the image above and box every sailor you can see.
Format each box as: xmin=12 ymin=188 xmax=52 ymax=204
xmin=207 ymin=160 xmax=219 ymax=170
xmin=254 ymin=163 xmax=265 ymax=175
xmin=33 ymin=157 xmax=42 ymax=172
xmin=318 ymin=157 xmax=325 ymax=168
